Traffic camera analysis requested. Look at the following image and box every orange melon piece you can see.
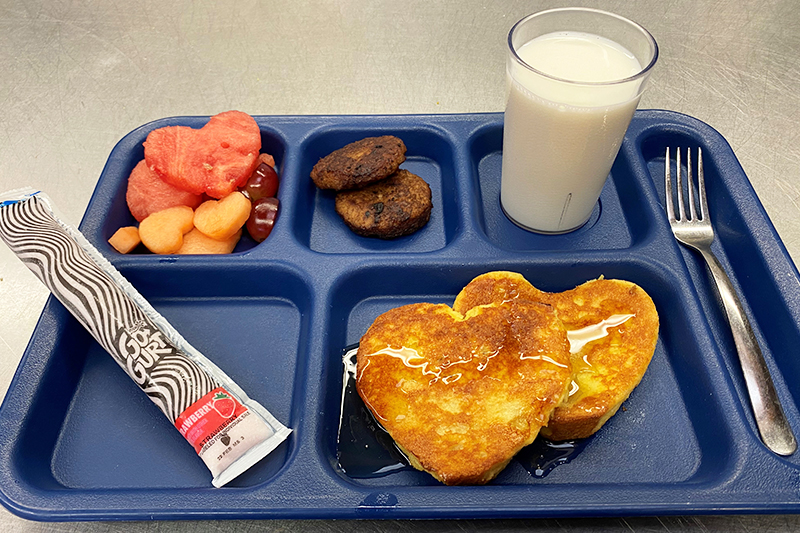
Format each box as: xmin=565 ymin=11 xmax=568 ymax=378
xmin=177 ymin=228 xmax=242 ymax=254
xmin=193 ymin=191 xmax=251 ymax=241
xmin=108 ymin=226 xmax=141 ymax=254
xmin=139 ymin=206 xmax=195 ymax=254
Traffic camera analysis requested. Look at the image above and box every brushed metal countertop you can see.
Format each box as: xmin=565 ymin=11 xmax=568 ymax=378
xmin=1 ymin=0 xmax=799 ymax=531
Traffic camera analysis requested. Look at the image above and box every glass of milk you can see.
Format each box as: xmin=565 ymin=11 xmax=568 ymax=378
xmin=501 ymin=8 xmax=658 ymax=233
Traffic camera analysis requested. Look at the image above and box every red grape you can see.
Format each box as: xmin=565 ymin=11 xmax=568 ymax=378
xmin=247 ymin=197 xmax=279 ymax=242
xmin=244 ymin=162 xmax=279 ymax=201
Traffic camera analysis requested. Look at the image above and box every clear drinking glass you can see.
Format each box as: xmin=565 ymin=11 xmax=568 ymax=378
xmin=500 ymin=8 xmax=658 ymax=234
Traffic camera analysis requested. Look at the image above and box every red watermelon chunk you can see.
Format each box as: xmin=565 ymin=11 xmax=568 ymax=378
xmin=126 ymin=159 xmax=203 ymax=222
xmin=143 ymin=110 xmax=261 ymax=199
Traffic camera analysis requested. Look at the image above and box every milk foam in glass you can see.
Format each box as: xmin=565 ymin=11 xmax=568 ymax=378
xmin=501 ymin=8 xmax=658 ymax=233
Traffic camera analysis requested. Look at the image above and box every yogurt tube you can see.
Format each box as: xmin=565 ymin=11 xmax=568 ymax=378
xmin=0 ymin=188 xmax=291 ymax=487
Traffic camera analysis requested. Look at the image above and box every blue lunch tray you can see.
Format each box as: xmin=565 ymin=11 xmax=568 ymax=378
xmin=1 ymin=110 xmax=800 ymax=520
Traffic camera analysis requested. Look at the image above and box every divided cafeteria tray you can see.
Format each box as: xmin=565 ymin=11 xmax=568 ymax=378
xmin=2 ymin=110 xmax=800 ymax=521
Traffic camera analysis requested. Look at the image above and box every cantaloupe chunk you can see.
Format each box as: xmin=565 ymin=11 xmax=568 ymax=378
xmin=193 ymin=191 xmax=251 ymax=241
xmin=108 ymin=226 xmax=141 ymax=254
xmin=176 ymin=228 xmax=241 ymax=255
xmin=139 ymin=205 xmax=195 ymax=254
xmin=258 ymin=153 xmax=275 ymax=168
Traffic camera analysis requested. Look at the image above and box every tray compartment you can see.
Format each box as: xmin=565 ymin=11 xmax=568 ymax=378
xmin=467 ymin=122 xmax=659 ymax=251
xmin=320 ymin=260 xmax=735 ymax=488
xmin=639 ymin=124 xmax=800 ymax=455
xmin=8 ymin=303 xmax=94 ymax=492
xmin=10 ymin=265 xmax=308 ymax=491
xmin=293 ymin=125 xmax=459 ymax=253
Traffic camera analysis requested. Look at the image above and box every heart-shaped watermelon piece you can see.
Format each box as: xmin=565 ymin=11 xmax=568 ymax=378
xmin=144 ymin=110 xmax=261 ymax=199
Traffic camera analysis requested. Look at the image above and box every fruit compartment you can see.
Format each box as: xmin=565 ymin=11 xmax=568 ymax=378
xmin=291 ymin=124 xmax=460 ymax=254
xmin=3 ymin=264 xmax=310 ymax=493
xmin=320 ymin=260 xmax=738 ymax=488
xmin=85 ymin=116 xmax=289 ymax=257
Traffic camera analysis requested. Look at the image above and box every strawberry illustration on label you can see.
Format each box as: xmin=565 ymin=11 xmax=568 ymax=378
xmin=221 ymin=433 xmax=231 ymax=446
xmin=213 ymin=392 xmax=236 ymax=418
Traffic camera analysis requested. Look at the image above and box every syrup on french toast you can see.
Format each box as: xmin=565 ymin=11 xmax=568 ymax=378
xmin=356 ymin=300 xmax=571 ymax=485
xmin=453 ymin=271 xmax=659 ymax=441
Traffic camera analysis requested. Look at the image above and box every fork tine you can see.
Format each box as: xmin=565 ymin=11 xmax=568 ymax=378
xmin=665 ymin=147 xmax=676 ymax=222
xmin=698 ymin=147 xmax=708 ymax=221
xmin=687 ymin=148 xmax=698 ymax=220
xmin=676 ymin=148 xmax=686 ymax=221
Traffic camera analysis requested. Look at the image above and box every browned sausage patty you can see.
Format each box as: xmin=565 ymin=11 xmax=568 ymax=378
xmin=335 ymin=169 xmax=432 ymax=239
xmin=311 ymin=135 xmax=406 ymax=190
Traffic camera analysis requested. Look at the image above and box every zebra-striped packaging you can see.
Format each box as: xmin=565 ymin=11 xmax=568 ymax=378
xmin=0 ymin=188 xmax=291 ymax=487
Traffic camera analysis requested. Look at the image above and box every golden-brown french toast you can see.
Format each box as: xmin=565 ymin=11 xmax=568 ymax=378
xmin=356 ymin=300 xmax=571 ymax=485
xmin=453 ymin=271 xmax=659 ymax=441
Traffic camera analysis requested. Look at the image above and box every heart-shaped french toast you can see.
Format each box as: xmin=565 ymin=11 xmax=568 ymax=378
xmin=356 ymin=300 xmax=571 ymax=485
xmin=453 ymin=271 xmax=659 ymax=441
xmin=144 ymin=110 xmax=261 ymax=199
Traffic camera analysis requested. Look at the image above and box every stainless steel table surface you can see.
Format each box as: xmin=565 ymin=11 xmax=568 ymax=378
xmin=1 ymin=0 xmax=799 ymax=531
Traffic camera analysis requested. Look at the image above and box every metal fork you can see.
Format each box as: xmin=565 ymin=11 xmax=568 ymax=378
xmin=666 ymin=147 xmax=796 ymax=456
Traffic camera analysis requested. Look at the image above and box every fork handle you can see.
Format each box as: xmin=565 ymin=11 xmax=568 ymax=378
xmin=699 ymin=247 xmax=797 ymax=455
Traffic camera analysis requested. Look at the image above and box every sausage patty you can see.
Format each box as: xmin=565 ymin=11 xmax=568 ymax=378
xmin=311 ymin=135 xmax=406 ymax=190
xmin=334 ymin=169 xmax=432 ymax=239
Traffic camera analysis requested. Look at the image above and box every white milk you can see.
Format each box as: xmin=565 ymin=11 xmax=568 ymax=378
xmin=501 ymin=31 xmax=644 ymax=233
